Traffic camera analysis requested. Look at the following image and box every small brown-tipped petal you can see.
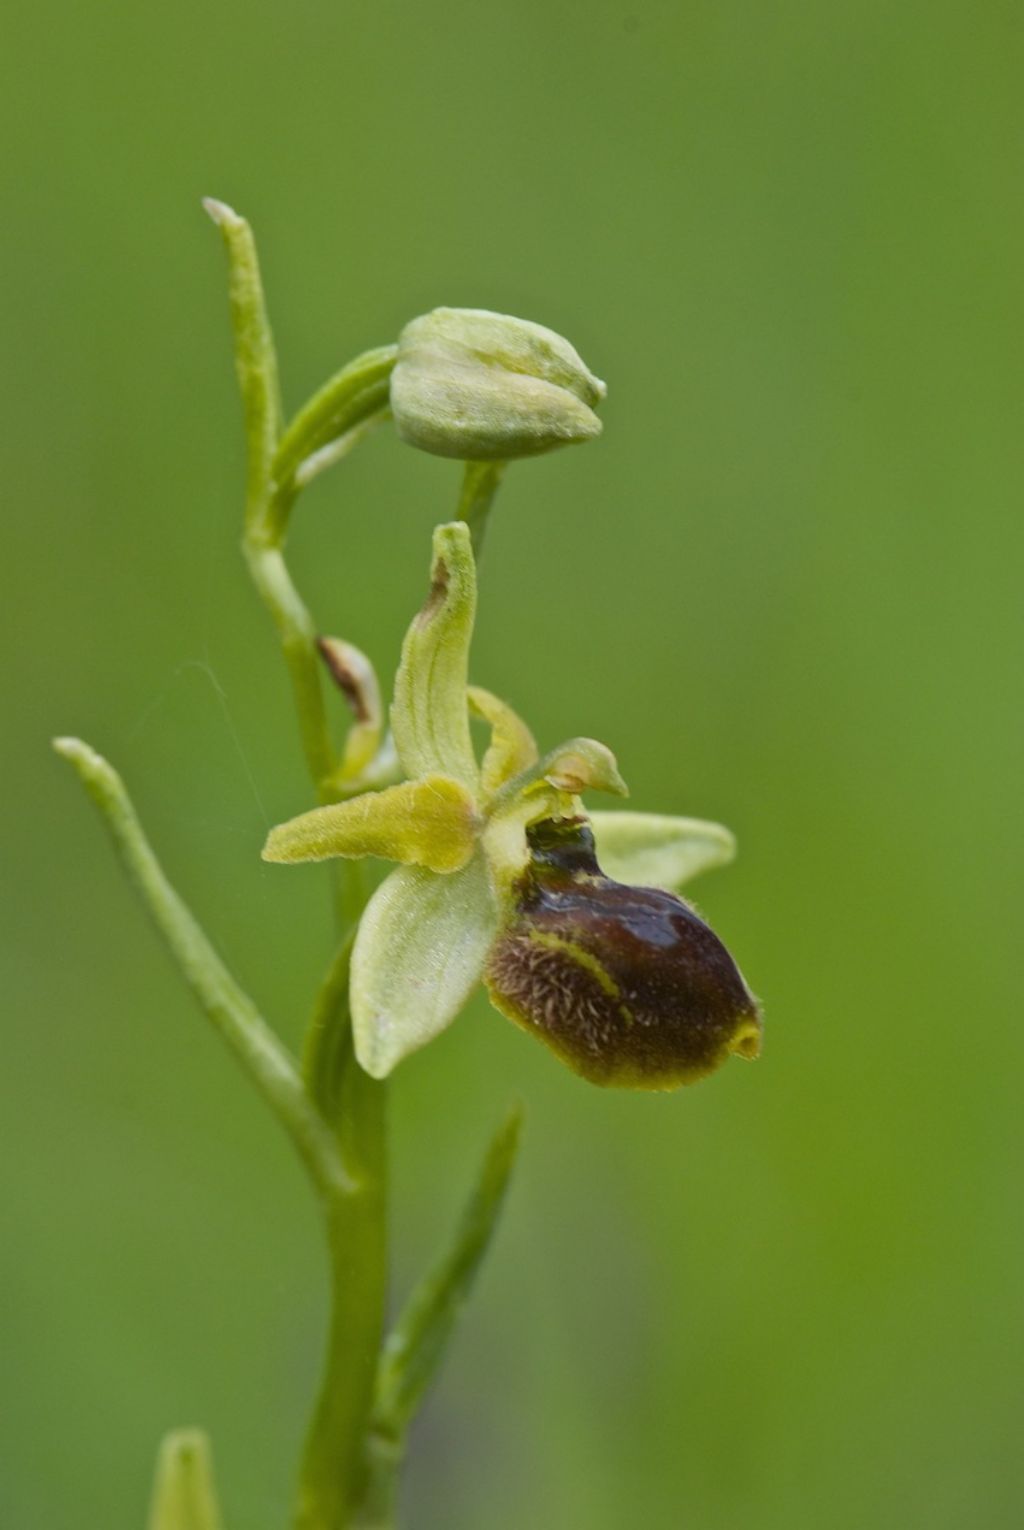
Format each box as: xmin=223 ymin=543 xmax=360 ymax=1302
xmin=317 ymin=635 xmax=383 ymax=780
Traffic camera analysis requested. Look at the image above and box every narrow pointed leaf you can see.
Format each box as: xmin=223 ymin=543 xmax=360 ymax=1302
xmin=590 ymin=811 xmax=736 ymax=890
xmin=372 ymin=1105 xmax=523 ymax=1442
xmin=147 ymin=1429 xmax=224 ymax=1530
xmin=391 ymin=522 xmax=480 ymax=788
xmin=468 ymin=685 xmax=538 ymax=797
xmin=202 ymin=199 xmax=281 ymax=530
xmin=53 ymin=737 xmax=347 ymax=1198
xmin=351 ymin=855 xmax=497 ymax=1077
xmin=262 ymin=775 xmax=476 ymax=873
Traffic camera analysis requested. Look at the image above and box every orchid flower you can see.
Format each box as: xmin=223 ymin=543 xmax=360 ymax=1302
xmin=264 ymin=521 xmax=761 ymax=1087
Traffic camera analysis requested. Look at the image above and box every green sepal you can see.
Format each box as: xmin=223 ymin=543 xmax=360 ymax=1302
xmin=391 ymin=523 xmax=480 ymax=789
xmin=589 ymin=811 xmax=736 ymax=891
xmin=399 ymin=309 xmax=604 ymax=407
xmin=147 ymin=1429 xmax=224 ymax=1530
xmin=351 ymin=855 xmax=497 ymax=1077
xmin=262 ymin=775 xmax=477 ymax=874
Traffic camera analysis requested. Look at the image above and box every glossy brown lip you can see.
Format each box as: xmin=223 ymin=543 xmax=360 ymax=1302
xmin=485 ymin=817 xmax=762 ymax=1090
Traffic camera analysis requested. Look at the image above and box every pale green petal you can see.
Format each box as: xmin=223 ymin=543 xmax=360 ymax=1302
xmin=392 ymin=522 xmax=479 ymax=789
xmin=351 ymin=856 xmax=497 ymax=1078
xmin=589 ymin=811 xmax=736 ymax=890
xmin=262 ymin=775 xmax=477 ymax=874
xmin=468 ymin=685 xmax=538 ymax=798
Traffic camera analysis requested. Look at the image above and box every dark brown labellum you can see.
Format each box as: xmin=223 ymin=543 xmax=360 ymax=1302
xmin=485 ymin=818 xmax=762 ymax=1090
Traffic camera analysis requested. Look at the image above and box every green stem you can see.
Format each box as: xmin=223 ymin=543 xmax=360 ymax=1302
xmin=207 ymin=198 xmax=391 ymax=1528
xmin=266 ymin=357 xmax=395 ymax=543
xmin=53 ymin=738 xmax=349 ymax=1202
xmin=272 ymin=348 xmax=396 ymax=493
xmin=297 ymin=1094 xmax=387 ymax=1530
xmin=243 ymin=536 xmax=337 ymax=799
xmin=295 ymin=413 xmax=390 ymax=493
xmin=296 ymin=938 xmax=387 ymax=1530
xmin=204 ymin=198 xmax=338 ymax=807
xmin=351 ymin=1435 xmax=400 ymax=1530
xmin=457 ymin=460 xmax=506 ymax=556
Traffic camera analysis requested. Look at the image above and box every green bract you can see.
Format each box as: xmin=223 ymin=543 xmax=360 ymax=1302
xmin=264 ymin=521 xmax=759 ymax=1087
xmin=147 ymin=1429 xmax=224 ymax=1530
xmin=390 ymin=308 xmax=606 ymax=460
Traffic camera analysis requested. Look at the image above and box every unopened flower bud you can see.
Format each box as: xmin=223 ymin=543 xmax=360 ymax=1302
xmin=391 ymin=308 xmax=606 ymax=461
xmin=485 ymin=818 xmax=761 ymax=1090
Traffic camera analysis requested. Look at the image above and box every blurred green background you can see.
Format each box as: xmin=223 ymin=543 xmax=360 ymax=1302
xmin=3 ymin=1 xmax=1021 ymax=1526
